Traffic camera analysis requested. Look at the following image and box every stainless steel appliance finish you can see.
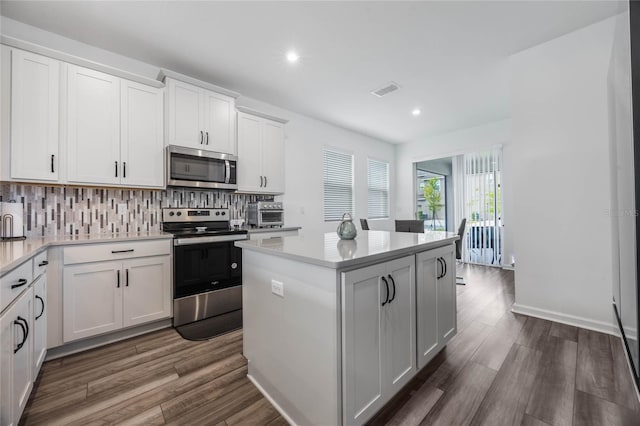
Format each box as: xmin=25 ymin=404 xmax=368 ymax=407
xmin=166 ymin=145 xmax=238 ymax=190
xmin=247 ymin=201 xmax=284 ymax=227
xmin=162 ymin=208 xmax=247 ymax=338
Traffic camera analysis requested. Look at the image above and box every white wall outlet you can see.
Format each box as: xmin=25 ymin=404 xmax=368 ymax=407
xmin=271 ymin=279 xmax=284 ymax=297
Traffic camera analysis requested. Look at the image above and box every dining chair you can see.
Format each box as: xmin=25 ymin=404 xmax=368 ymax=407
xmin=395 ymin=220 xmax=424 ymax=233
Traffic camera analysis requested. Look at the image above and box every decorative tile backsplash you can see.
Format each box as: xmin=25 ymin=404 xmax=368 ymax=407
xmin=0 ymin=183 xmax=272 ymax=237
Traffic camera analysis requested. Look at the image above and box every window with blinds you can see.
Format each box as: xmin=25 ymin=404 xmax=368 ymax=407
xmin=323 ymin=148 xmax=354 ymax=221
xmin=368 ymin=159 xmax=390 ymax=219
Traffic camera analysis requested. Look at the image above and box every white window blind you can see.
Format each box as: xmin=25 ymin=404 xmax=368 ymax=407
xmin=323 ymin=149 xmax=354 ymax=221
xmin=368 ymin=159 xmax=389 ymax=219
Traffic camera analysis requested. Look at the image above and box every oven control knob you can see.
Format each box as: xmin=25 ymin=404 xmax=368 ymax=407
xmin=221 ymin=211 xmax=226 ymax=216
xmin=231 ymin=263 xmax=238 ymax=269
xmin=215 ymin=211 xmax=220 ymax=216
xmin=176 ymin=212 xmax=182 ymax=216
xmin=169 ymin=212 xmax=175 ymax=216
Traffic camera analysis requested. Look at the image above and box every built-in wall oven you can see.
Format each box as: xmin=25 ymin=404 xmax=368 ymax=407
xmin=166 ymin=145 xmax=237 ymax=190
xmin=162 ymin=208 xmax=247 ymax=340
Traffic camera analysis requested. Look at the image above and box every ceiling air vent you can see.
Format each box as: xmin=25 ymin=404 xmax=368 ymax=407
xmin=371 ymin=82 xmax=400 ymax=98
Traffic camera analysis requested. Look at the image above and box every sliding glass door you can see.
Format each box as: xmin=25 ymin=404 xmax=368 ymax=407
xmin=464 ymin=148 xmax=503 ymax=266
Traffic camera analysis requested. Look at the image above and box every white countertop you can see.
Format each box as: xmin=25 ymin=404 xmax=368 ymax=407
xmin=235 ymin=230 xmax=459 ymax=269
xmin=0 ymin=232 xmax=173 ymax=275
xmin=244 ymin=226 xmax=301 ymax=234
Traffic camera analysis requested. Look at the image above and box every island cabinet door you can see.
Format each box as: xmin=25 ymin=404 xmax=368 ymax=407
xmin=342 ymin=263 xmax=387 ymax=425
xmin=437 ymin=249 xmax=457 ymax=344
xmin=416 ymin=250 xmax=440 ymax=369
xmin=384 ymin=256 xmax=417 ymax=396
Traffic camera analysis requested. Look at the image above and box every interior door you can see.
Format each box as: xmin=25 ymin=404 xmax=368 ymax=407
xmin=120 ymin=80 xmax=164 ymax=187
xmin=384 ymin=255 xmax=416 ymax=395
xmin=67 ymin=64 xmax=121 ymax=185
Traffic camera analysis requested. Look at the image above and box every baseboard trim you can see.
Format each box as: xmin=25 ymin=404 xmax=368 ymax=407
xmin=46 ymin=318 xmax=173 ymax=360
xmin=511 ymin=303 xmax=618 ymax=336
xmin=247 ymin=373 xmax=297 ymax=426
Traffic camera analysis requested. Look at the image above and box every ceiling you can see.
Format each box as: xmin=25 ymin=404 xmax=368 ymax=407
xmin=0 ymin=1 xmax=624 ymax=144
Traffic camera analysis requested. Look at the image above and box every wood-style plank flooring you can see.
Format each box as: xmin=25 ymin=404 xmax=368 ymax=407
xmin=21 ymin=265 xmax=639 ymax=425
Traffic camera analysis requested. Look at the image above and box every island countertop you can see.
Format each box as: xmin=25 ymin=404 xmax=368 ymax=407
xmin=235 ymin=229 xmax=458 ymax=269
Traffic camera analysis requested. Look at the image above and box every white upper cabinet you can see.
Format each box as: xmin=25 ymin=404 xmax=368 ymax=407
xmin=10 ymin=49 xmax=60 ymax=182
xmin=67 ymin=65 xmax=121 ymax=185
xmin=67 ymin=64 xmax=164 ymax=188
xmin=165 ymin=77 xmax=237 ymax=154
xmin=237 ymin=109 xmax=286 ymax=194
xmin=121 ymin=81 xmax=164 ymax=187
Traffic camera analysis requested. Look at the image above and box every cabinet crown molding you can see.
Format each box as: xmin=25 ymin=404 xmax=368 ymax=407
xmin=158 ymin=69 xmax=240 ymax=99
xmin=1 ymin=35 xmax=164 ymax=89
xmin=236 ymin=106 xmax=288 ymax=124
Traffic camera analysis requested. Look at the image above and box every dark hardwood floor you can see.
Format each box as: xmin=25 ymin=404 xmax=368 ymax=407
xmin=21 ymin=265 xmax=639 ymax=425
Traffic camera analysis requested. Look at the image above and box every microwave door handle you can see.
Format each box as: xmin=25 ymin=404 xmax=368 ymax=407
xmin=225 ymin=160 xmax=231 ymax=184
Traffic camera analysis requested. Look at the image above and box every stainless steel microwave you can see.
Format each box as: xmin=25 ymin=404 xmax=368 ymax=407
xmin=166 ymin=146 xmax=237 ymax=190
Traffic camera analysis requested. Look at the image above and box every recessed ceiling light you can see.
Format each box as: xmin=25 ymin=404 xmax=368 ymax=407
xmin=412 ymin=108 xmax=421 ymax=116
xmin=286 ymin=51 xmax=300 ymax=63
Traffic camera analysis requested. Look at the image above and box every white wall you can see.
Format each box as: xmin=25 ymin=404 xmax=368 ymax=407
xmin=510 ymin=16 xmax=617 ymax=333
xmin=0 ymin=17 xmax=396 ymax=235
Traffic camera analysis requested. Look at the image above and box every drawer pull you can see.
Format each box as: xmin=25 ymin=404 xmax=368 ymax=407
xmin=111 ymin=249 xmax=134 ymax=254
xmin=14 ymin=316 xmax=29 ymax=353
xmin=11 ymin=278 xmax=28 ymax=289
xmin=38 ymin=260 xmax=49 ymax=267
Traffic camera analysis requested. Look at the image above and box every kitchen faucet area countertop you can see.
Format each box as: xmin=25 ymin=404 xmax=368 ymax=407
xmin=0 ymin=232 xmax=173 ymax=275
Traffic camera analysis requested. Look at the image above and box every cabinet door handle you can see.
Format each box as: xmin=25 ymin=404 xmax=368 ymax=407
xmin=11 ymin=278 xmax=28 ymax=289
xmin=13 ymin=317 xmax=28 ymax=353
xmin=111 ymin=249 xmax=134 ymax=254
xmin=200 ymin=131 xmax=204 ymax=144
xmin=51 ymin=154 xmax=55 ymax=173
xmin=38 ymin=260 xmax=49 ymax=267
xmin=264 ymin=176 xmax=267 ymax=187
xmin=436 ymin=258 xmax=443 ymax=279
xmin=115 ymin=161 xmax=118 ymax=177
xmin=205 ymin=131 xmax=209 ymax=145
xmin=387 ymin=274 xmax=396 ymax=303
xmin=35 ymin=295 xmax=45 ymax=320
xmin=441 ymin=257 xmax=447 ymax=278
xmin=123 ymin=162 xmax=127 ymax=178
xmin=260 ymin=176 xmax=264 ymax=188
xmin=117 ymin=270 xmax=120 ymax=288
xmin=381 ymin=276 xmax=390 ymax=306
xmin=125 ymin=269 xmax=129 ymax=287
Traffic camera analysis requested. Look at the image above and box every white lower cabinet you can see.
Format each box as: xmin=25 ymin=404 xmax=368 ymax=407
xmin=63 ymin=255 xmax=171 ymax=343
xmin=123 ymin=256 xmax=171 ymax=327
xmin=32 ymin=275 xmax=47 ymax=377
xmin=416 ymin=245 xmax=457 ymax=369
xmin=342 ymin=255 xmax=416 ymax=425
xmin=0 ymin=287 xmax=34 ymax=426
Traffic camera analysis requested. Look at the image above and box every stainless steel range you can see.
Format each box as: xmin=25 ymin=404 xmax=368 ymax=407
xmin=162 ymin=208 xmax=248 ymax=340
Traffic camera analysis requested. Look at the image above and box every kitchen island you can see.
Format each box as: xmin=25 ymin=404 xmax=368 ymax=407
xmin=236 ymin=230 xmax=459 ymax=425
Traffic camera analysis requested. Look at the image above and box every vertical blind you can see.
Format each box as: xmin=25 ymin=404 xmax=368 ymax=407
xmin=463 ymin=148 xmax=503 ymax=266
xmin=323 ymin=148 xmax=354 ymax=221
xmin=368 ymin=159 xmax=389 ymax=219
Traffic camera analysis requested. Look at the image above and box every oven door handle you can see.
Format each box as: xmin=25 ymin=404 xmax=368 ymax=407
xmin=225 ymin=160 xmax=231 ymax=184
xmin=174 ymin=234 xmax=248 ymax=246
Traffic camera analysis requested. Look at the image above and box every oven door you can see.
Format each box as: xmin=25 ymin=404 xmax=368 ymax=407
xmin=167 ymin=145 xmax=237 ymax=190
xmin=259 ymin=210 xmax=284 ymax=226
xmin=173 ymin=240 xmax=242 ymax=298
